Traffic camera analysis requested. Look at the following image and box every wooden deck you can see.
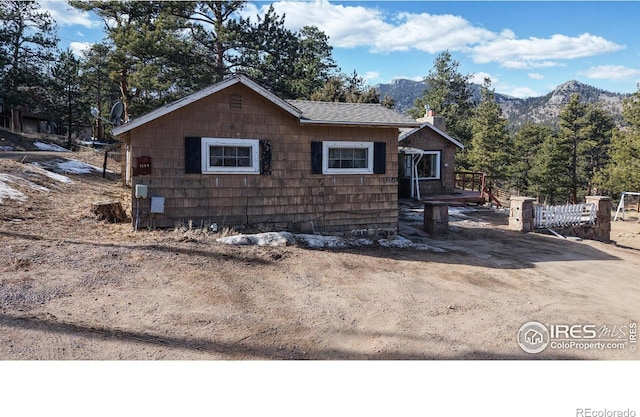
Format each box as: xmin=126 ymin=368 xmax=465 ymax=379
xmin=420 ymin=189 xmax=487 ymax=206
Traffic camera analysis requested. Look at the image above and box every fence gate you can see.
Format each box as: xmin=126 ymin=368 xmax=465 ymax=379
xmin=533 ymin=203 xmax=596 ymax=228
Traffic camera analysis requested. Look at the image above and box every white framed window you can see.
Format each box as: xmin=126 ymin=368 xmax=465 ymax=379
xmin=201 ymin=138 xmax=260 ymax=174
xmin=322 ymin=141 xmax=374 ymax=174
xmin=417 ymin=151 xmax=441 ymax=180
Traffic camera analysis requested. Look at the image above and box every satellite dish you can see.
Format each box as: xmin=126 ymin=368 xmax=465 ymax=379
xmin=109 ymin=102 xmax=124 ymax=126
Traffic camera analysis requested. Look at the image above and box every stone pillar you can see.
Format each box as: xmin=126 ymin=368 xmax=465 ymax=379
xmin=586 ymin=196 xmax=612 ymax=242
xmin=423 ymin=201 xmax=449 ymax=234
xmin=509 ymin=197 xmax=535 ymax=232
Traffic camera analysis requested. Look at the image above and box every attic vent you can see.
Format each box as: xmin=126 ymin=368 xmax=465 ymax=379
xmin=230 ymin=94 xmax=242 ymax=110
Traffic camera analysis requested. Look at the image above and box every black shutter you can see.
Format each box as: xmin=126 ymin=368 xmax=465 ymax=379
xmin=260 ymin=140 xmax=272 ymax=175
xmin=185 ymin=136 xmax=201 ymax=174
xmin=373 ymin=142 xmax=386 ymax=174
xmin=311 ymin=141 xmax=323 ymax=174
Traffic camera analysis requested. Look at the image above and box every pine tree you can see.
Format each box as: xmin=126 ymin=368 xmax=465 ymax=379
xmin=558 ymin=94 xmax=589 ymax=203
xmin=467 ymin=78 xmax=512 ymax=184
xmin=511 ymin=122 xmax=553 ymax=196
xmin=595 ymin=86 xmax=640 ymax=195
xmin=0 ymin=0 xmax=58 ymax=131
xmin=408 ymin=51 xmax=474 ymax=159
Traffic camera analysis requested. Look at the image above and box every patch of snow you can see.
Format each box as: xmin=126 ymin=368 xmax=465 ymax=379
xmin=33 ymin=141 xmax=70 ymax=152
xmin=379 ymin=236 xmax=415 ymax=248
xmin=215 ymin=231 xmax=445 ymax=252
xmin=379 ymin=235 xmax=447 ymax=252
xmin=0 ymin=175 xmax=27 ymax=203
xmin=28 ymin=163 xmax=72 ymax=183
xmin=0 ymin=145 xmax=14 ymax=151
xmin=217 ymin=231 xmax=294 ymax=247
xmin=56 ymin=160 xmax=111 ymax=174
xmin=296 ymin=234 xmax=348 ymax=248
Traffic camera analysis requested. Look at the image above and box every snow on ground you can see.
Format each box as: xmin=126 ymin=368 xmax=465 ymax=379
xmin=0 ymin=146 xmax=14 ymax=151
xmin=216 ymin=231 xmax=294 ymax=247
xmin=33 ymin=141 xmax=70 ymax=152
xmin=0 ymin=174 xmax=27 ymax=203
xmin=57 ymin=160 xmax=107 ymax=174
xmin=28 ymin=163 xmax=72 ymax=183
xmin=0 ymin=173 xmax=52 ymax=203
xmin=33 ymin=159 xmax=112 ymax=174
xmin=216 ymin=230 xmax=446 ymax=252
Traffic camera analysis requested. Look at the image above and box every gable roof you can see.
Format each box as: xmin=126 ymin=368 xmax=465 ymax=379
xmin=287 ymin=100 xmax=419 ymax=128
xmin=112 ymin=75 xmax=419 ymax=136
xmin=398 ymin=121 xmax=464 ymax=149
xmin=112 ymin=75 xmax=302 ymax=136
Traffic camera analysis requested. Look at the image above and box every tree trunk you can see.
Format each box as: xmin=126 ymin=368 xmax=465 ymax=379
xmin=91 ymin=200 xmax=128 ymax=223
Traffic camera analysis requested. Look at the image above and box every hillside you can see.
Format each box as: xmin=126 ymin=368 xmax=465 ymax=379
xmin=376 ymin=79 xmax=630 ymax=130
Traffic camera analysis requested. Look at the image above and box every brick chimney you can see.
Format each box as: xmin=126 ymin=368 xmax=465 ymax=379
xmin=417 ymin=109 xmax=447 ymax=132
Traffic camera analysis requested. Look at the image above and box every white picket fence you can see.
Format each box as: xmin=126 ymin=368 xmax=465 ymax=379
xmin=534 ymin=203 xmax=596 ymax=228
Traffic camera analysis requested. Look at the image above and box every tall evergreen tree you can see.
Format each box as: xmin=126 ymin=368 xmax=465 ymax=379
xmin=0 ymin=0 xmax=58 ymax=131
xmin=70 ymin=1 xmax=195 ymax=118
xmin=558 ymin=94 xmax=589 ymax=203
xmin=408 ymin=51 xmax=474 ymax=160
xmin=79 ymin=43 xmax=121 ymax=141
xmin=50 ymin=49 xmax=84 ymax=147
xmin=530 ymin=133 xmax=571 ymax=204
xmin=309 ymin=71 xmax=381 ymax=104
xmin=511 ymin=122 xmax=554 ymax=196
xmin=581 ymin=104 xmax=614 ymax=195
xmin=467 ymin=78 xmax=512 ymax=183
xmin=595 ymin=85 xmax=640 ymax=195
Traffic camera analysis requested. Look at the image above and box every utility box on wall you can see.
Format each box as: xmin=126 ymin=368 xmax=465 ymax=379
xmin=135 ymin=184 xmax=148 ymax=199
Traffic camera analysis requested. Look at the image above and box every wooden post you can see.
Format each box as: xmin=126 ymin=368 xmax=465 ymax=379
xmin=102 ymin=150 xmax=108 ymax=178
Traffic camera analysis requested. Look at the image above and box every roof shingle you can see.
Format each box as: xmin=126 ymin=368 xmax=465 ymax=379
xmin=287 ymin=100 xmax=419 ymax=127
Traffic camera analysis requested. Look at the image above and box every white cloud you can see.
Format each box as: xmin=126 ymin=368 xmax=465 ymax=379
xmin=471 ymin=33 xmax=624 ymax=69
xmin=248 ymin=0 xmax=494 ymax=53
xmin=69 ymin=42 xmax=92 ymax=57
xmin=501 ymin=86 xmax=539 ymax=98
xmin=373 ymin=12 xmax=495 ymax=53
xmin=528 ymin=73 xmax=544 ymax=80
xmin=40 ymin=1 xmax=101 ymax=28
xmin=470 ymin=72 xmax=496 ymax=85
xmin=580 ymin=65 xmax=640 ymax=80
xmin=363 ymin=71 xmax=380 ymax=82
xmin=241 ymin=1 xmax=626 ymax=73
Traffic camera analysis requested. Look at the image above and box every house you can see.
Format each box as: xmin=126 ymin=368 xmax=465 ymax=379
xmin=397 ymin=110 xmax=464 ymax=200
xmin=111 ymin=75 xmax=419 ymax=235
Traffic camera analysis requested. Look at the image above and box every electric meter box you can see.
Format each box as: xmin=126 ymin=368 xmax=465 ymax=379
xmin=135 ymin=184 xmax=148 ymax=198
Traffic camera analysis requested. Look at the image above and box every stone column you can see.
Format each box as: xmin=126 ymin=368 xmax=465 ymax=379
xmin=509 ymin=197 xmax=535 ymax=232
xmin=586 ymin=196 xmax=612 ymax=242
xmin=423 ymin=201 xmax=449 ymax=234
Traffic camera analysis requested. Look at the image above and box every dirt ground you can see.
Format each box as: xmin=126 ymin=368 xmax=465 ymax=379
xmin=0 ymin=149 xmax=638 ymax=360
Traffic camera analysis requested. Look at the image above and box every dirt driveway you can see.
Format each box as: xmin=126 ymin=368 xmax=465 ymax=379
xmin=0 ymin=153 xmax=638 ymax=359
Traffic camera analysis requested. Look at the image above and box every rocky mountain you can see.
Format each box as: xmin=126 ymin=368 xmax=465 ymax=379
xmin=376 ymin=79 xmax=630 ymax=130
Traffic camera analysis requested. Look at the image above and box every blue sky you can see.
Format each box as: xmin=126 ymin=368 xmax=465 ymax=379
xmin=45 ymin=0 xmax=640 ymax=98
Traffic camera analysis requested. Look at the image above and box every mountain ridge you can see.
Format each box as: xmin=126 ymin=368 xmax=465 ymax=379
xmin=376 ymin=79 xmax=630 ymax=130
